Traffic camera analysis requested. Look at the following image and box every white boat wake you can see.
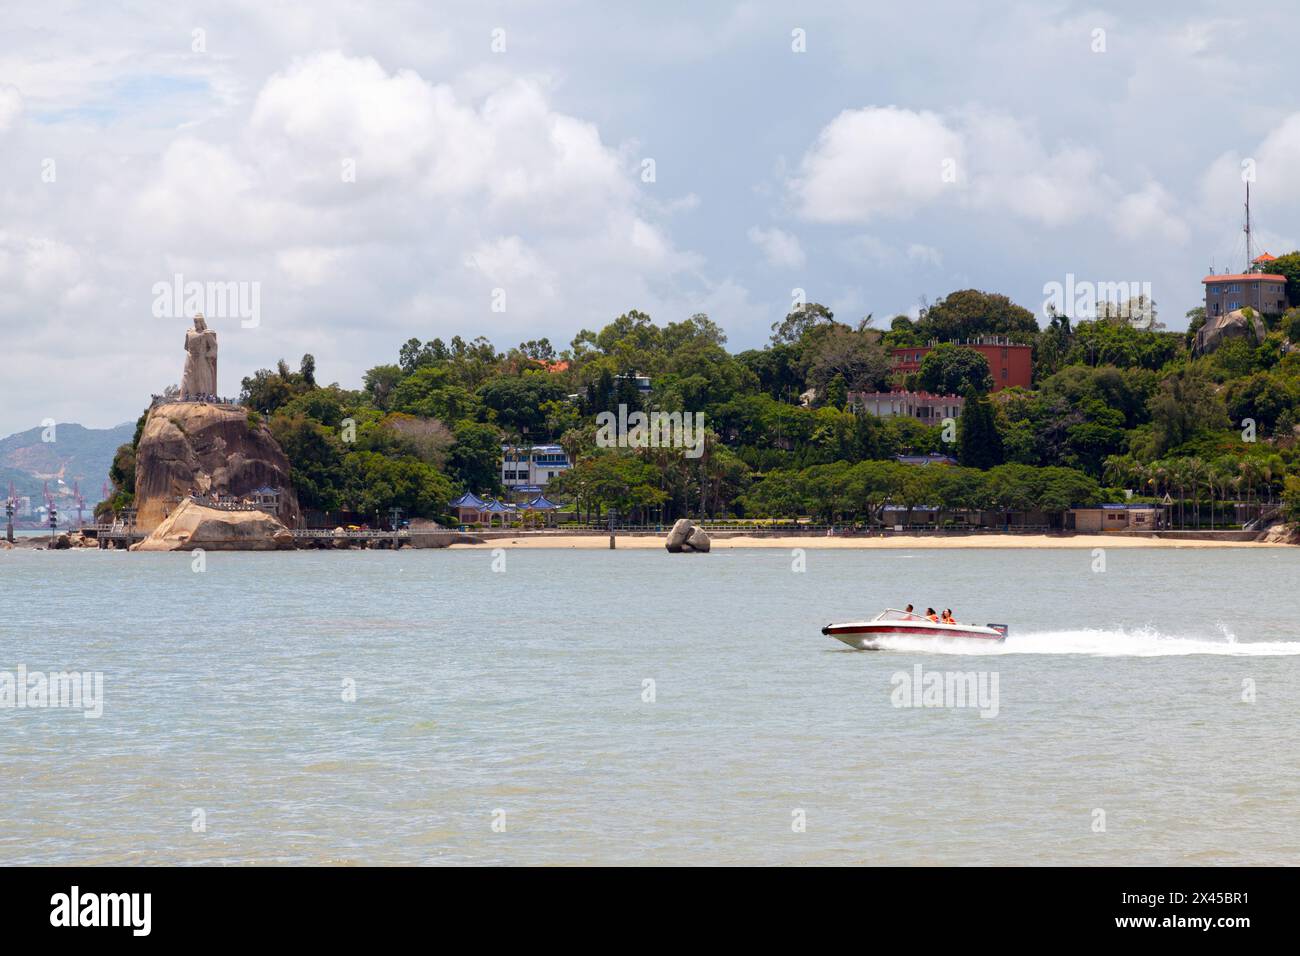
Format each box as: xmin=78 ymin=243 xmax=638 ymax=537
xmin=866 ymin=624 xmax=1300 ymax=657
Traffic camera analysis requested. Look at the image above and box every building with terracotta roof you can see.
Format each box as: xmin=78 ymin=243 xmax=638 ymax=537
xmin=1204 ymin=254 xmax=1288 ymax=317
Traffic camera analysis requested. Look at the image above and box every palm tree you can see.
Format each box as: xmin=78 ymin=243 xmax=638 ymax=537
xmin=1185 ymin=457 xmax=1205 ymax=529
xmin=1263 ymin=454 xmax=1286 ymax=505
xmin=1165 ymin=459 xmax=1186 ymax=528
xmin=1239 ymin=458 xmax=1259 ymax=521
xmin=1145 ymin=458 xmax=1167 ymax=507
xmin=1103 ymin=454 xmax=1137 ymax=493
xmin=1211 ymin=456 xmax=1238 ymax=530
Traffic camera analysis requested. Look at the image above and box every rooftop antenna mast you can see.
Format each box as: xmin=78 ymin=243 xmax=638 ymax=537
xmin=1244 ymin=181 xmax=1253 ymax=271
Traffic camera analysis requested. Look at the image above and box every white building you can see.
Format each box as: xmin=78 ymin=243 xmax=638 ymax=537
xmin=848 ymin=390 xmax=965 ymax=424
xmin=616 ymin=372 xmax=652 ymax=394
xmin=501 ymin=444 xmax=571 ymax=494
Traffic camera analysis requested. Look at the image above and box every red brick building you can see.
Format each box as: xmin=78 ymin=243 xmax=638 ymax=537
xmin=890 ymin=337 xmax=1033 ymax=391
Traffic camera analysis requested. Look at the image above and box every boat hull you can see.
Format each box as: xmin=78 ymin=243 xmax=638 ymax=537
xmin=821 ymin=621 xmax=1006 ymax=650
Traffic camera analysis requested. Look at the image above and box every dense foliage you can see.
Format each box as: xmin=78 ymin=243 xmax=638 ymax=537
xmin=102 ymin=272 xmax=1300 ymax=527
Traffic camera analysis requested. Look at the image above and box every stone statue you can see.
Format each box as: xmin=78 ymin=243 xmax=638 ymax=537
xmin=181 ymin=314 xmax=218 ymax=400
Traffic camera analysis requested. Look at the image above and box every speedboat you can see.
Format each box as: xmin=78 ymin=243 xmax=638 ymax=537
xmin=822 ymin=608 xmax=1008 ymax=650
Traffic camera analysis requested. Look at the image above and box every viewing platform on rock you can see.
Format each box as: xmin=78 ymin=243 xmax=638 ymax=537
xmin=83 ymin=520 xmax=146 ymax=548
xmin=171 ymin=489 xmax=282 ymax=514
xmin=149 ymin=394 xmax=242 ymax=409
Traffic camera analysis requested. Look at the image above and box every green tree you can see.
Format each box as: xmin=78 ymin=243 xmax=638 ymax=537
xmin=804 ymin=326 xmax=889 ymax=394
xmin=918 ymin=289 xmax=1038 ymax=341
xmin=823 ymin=373 xmax=848 ymax=410
xmin=1224 ymin=372 xmax=1294 ymax=435
xmin=1184 ymin=306 xmax=1207 ymax=350
xmin=1147 ymin=368 xmax=1229 ymax=455
xmin=342 ymin=451 xmax=454 ymax=519
xmin=390 ymin=366 xmax=483 ymax=422
xmin=477 ymin=374 xmax=568 ymax=434
xmin=240 ymin=356 xmax=317 ymax=413
xmin=770 ymin=302 xmax=834 ymax=346
xmin=270 ymin=413 xmax=345 ymax=512
xmin=957 ymin=392 xmax=1004 ymax=468
xmin=362 ymin=364 xmax=405 ymax=410
xmin=1269 ymin=251 xmax=1300 ymax=307
xmin=919 ymin=344 xmax=994 ymax=395
xmin=448 ymin=421 xmax=503 ymax=494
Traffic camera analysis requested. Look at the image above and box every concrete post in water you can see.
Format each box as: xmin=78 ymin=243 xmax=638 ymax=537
xmin=389 ymin=507 xmax=403 ymax=550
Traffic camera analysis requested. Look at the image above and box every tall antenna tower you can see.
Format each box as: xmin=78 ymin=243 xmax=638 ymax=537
xmin=1244 ymin=181 xmax=1253 ymax=270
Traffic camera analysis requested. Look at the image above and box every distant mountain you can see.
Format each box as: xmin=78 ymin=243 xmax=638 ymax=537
xmin=0 ymin=421 xmax=135 ymax=503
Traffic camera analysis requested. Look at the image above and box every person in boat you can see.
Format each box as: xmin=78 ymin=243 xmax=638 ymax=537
xmin=904 ymin=604 xmax=915 ymax=619
xmin=942 ymin=609 xmax=955 ymax=624
xmin=925 ymin=608 xmax=940 ymax=623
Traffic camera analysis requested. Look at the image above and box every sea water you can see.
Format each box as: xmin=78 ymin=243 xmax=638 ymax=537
xmin=1 ymin=546 xmax=1297 ymax=864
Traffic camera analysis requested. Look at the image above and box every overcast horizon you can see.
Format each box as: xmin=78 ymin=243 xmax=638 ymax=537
xmin=3 ymin=1 xmax=1300 ymax=435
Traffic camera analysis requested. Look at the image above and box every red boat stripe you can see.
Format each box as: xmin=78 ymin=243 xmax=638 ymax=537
xmin=827 ymin=625 xmax=999 ymax=639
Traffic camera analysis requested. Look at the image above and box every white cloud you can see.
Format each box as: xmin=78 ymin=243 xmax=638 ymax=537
xmin=0 ymin=232 xmax=81 ymax=299
xmin=8 ymin=3 xmax=1300 ymax=435
xmin=1198 ymin=112 xmax=1300 ymax=247
xmin=835 ymin=234 xmax=941 ymax=272
xmin=246 ymin=53 xmax=634 ymax=233
xmin=0 ymin=85 xmax=21 ymax=131
xmin=791 ymin=106 xmax=962 ymax=222
xmin=839 ymin=234 xmax=895 ymax=268
xmin=1112 ymin=183 xmax=1190 ymax=245
xmin=747 ymin=226 xmax=805 ymax=269
xmin=792 ymin=106 xmax=1113 ymax=228
xmin=957 ymin=110 xmax=1108 ymax=227
xmin=0 ymin=48 xmax=733 ymax=433
xmin=277 ymin=247 xmax=342 ymax=286
xmin=907 ymin=243 xmax=942 ymax=266
xmin=466 ymin=235 xmax=550 ymax=287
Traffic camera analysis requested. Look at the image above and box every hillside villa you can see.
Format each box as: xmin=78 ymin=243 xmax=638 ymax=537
xmin=1203 ymin=253 xmax=1288 ymax=317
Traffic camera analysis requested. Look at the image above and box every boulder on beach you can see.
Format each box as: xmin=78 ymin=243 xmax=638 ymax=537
xmin=665 ymin=518 xmax=693 ymax=552
xmin=133 ymin=401 xmax=300 ymax=532
xmin=665 ymin=518 xmax=710 ymax=553
xmin=131 ymin=499 xmax=295 ymax=551
xmin=685 ymin=526 xmax=711 ymax=552
xmin=1258 ymin=523 xmax=1299 ymax=545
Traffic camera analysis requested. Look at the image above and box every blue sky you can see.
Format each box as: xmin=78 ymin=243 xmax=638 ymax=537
xmin=1 ymin=1 xmax=1298 ymax=435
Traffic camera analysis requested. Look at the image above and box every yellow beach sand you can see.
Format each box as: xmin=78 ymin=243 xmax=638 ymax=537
xmin=449 ymin=533 xmax=1283 ymax=550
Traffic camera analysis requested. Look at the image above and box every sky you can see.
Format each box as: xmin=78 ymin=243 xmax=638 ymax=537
xmin=2 ymin=0 xmax=1299 ymax=435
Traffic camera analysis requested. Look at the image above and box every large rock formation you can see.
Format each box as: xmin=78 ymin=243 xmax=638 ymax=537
xmin=1194 ymin=307 xmax=1266 ymax=355
xmin=131 ymin=499 xmax=295 ymax=551
xmin=133 ymin=402 xmax=300 ymax=532
xmin=665 ymin=518 xmax=711 ymax=553
xmin=1258 ymin=522 xmax=1299 ymax=545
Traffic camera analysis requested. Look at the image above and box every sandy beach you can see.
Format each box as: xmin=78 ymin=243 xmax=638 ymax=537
xmin=449 ymin=533 xmax=1284 ymax=550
